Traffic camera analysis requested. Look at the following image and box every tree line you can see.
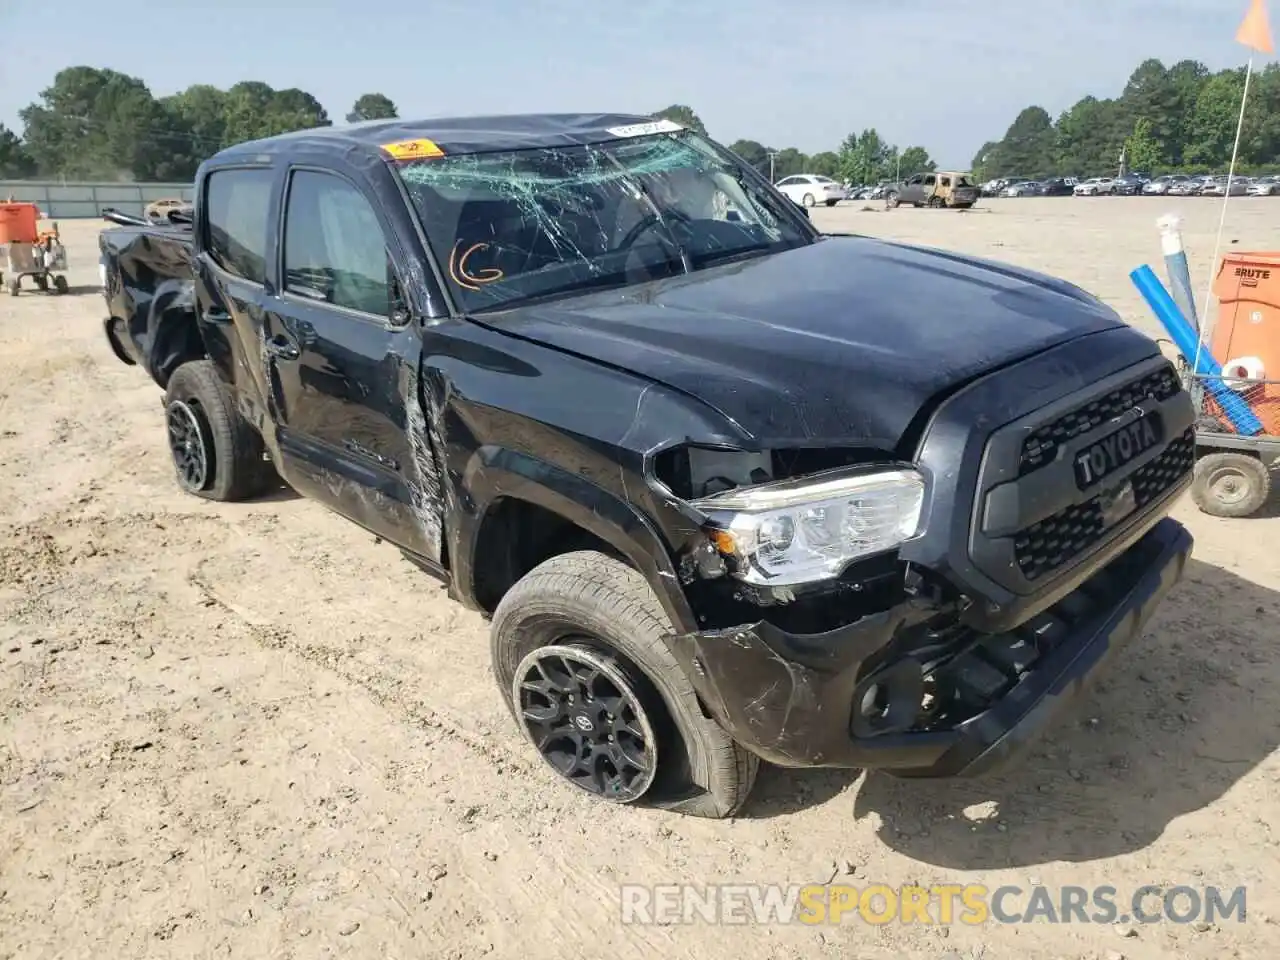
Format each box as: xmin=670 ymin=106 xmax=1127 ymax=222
xmin=653 ymin=105 xmax=935 ymax=184
xmin=974 ymin=58 xmax=1280 ymax=181
xmin=0 ymin=69 xmax=938 ymax=186
xmin=0 ymin=67 xmax=400 ymax=181
xmin=7 ymin=59 xmax=1280 ymax=187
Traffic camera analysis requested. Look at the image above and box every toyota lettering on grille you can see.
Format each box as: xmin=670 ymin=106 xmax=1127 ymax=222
xmin=1074 ymin=408 xmax=1163 ymax=489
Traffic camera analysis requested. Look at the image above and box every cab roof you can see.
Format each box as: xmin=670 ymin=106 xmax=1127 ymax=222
xmin=211 ymin=112 xmax=676 ymax=164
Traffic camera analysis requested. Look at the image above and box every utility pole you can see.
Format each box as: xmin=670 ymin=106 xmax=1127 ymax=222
xmin=767 ymin=151 xmax=778 ymax=182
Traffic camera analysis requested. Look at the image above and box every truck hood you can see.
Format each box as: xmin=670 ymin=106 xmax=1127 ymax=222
xmin=482 ymin=236 xmax=1128 ymax=449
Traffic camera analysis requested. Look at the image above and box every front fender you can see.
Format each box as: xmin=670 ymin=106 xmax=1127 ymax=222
xmin=457 ymin=445 xmax=697 ymax=633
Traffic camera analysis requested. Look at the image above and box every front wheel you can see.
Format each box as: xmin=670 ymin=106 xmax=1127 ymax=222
xmin=163 ymin=360 xmax=276 ymax=501
xmin=885 ymin=191 xmax=900 ymax=209
xmin=1191 ymin=451 xmax=1271 ymax=518
xmin=491 ymin=551 xmax=758 ymax=818
xmin=801 ymin=193 xmax=816 ymax=207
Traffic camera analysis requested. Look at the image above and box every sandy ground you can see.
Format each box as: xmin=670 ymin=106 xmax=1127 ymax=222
xmin=2 ymin=197 xmax=1279 ymax=960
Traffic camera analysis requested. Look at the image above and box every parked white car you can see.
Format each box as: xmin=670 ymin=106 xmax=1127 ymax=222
xmin=774 ymin=175 xmax=847 ymax=207
xmin=1248 ymin=176 xmax=1280 ymax=196
xmin=1073 ymin=177 xmax=1116 ymax=196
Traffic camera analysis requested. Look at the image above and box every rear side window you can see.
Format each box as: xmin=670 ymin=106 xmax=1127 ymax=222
xmin=283 ymin=170 xmax=390 ymax=317
xmin=204 ymin=168 xmax=274 ymax=284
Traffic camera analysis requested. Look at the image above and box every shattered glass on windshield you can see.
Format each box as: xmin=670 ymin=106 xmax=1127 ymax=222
xmin=394 ymin=132 xmax=811 ymax=312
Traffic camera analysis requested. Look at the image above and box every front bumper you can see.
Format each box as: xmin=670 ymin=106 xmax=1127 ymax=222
xmin=669 ymin=517 xmax=1192 ymax=776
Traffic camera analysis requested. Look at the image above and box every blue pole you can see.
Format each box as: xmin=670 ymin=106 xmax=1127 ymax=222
xmin=1129 ymin=264 xmax=1263 ymax=436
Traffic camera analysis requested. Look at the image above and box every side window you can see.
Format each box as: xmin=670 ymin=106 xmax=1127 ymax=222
xmin=205 ymin=168 xmax=274 ymax=284
xmin=283 ymin=170 xmax=391 ymax=317
xmin=923 ymin=175 xmax=936 ymax=186
xmin=776 ymin=177 xmax=797 ymax=186
xmin=940 ymin=176 xmax=951 ymax=187
xmin=908 ymin=175 xmax=923 ymax=185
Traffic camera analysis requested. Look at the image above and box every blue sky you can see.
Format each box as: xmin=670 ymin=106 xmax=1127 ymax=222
xmin=0 ymin=0 xmax=1271 ymax=167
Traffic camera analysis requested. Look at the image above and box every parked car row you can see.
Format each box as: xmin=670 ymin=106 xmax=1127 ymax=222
xmin=982 ymin=172 xmax=1279 ymax=198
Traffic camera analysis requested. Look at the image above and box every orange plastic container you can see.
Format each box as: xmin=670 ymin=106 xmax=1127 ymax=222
xmin=0 ymin=202 xmax=40 ymax=245
xmin=1207 ymin=252 xmax=1280 ymax=436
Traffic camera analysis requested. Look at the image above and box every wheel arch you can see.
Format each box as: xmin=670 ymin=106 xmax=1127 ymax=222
xmin=458 ymin=446 xmax=696 ymax=632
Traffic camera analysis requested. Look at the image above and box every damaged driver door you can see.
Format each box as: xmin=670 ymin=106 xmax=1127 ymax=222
xmin=262 ymin=166 xmax=443 ymax=562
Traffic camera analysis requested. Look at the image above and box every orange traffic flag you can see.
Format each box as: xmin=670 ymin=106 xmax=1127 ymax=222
xmin=1236 ymin=0 xmax=1275 ymax=54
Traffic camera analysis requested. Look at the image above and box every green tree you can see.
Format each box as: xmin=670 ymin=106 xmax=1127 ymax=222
xmin=808 ymin=151 xmax=841 ymax=177
xmin=162 ymin=84 xmax=228 ymax=177
xmin=347 ymin=93 xmax=398 ymax=124
xmin=971 ymin=140 xmax=999 ymax=181
xmin=1124 ymin=117 xmax=1162 ymax=172
xmin=1184 ymin=70 xmax=1246 ymax=167
xmin=897 ymin=145 xmax=935 ymax=176
xmin=1052 ymin=97 xmax=1125 ymax=175
xmin=0 ymin=123 xmax=36 ymax=177
xmin=772 ymin=147 xmax=807 ymax=179
xmin=220 ymin=82 xmax=329 ymax=146
xmin=726 ymin=139 xmax=769 ymax=173
xmin=653 ymin=104 xmax=707 ymax=136
xmin=1239 ymin=63 xmax=1280 ymax=166
xmin=18 ymin=66 xmax=179 ymax=180
xmin=995 ymin=106 xmax=1056 ymax=177
xmin=837 ymin=128 xmax=892 ymax=184
xmin=1120 ymin=59 xmax=1180 ymax=164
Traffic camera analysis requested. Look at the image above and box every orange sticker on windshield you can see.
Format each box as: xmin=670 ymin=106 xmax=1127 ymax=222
xmin=380 ymin=138 xmax=445 ymax=161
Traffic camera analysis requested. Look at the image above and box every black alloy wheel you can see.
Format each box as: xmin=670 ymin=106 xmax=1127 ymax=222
xmin=513 ymin=643 xmax=658 ymax=803
xmin=166 ymin=399 xmax=211 ymax=492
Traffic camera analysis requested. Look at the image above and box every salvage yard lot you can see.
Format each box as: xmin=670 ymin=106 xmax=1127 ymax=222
xmin=2 ymin=197 xmax=1279 ymax=960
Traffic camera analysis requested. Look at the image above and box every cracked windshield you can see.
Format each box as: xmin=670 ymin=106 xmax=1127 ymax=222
xmin=396 ymin=131 xmax=811 ymax=311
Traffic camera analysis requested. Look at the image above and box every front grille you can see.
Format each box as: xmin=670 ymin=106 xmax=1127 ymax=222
xmin=1020 ymin=365 xmax=1182 ymax=476
xmin=1013 ymin=428 xmax=1194 ymax=581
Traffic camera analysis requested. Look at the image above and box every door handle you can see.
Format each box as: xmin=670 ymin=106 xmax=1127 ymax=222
xmin=264 ymin=335 xmax=300 ymax=361
xmin=204 ymin=307 xmax=231 ymax=324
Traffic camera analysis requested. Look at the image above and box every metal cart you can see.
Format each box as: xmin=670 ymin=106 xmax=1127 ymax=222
xmin=0 ymin=202 xmax=69 ymax=296
xmin=1183 ymin=369 xmax=1280 ymax=518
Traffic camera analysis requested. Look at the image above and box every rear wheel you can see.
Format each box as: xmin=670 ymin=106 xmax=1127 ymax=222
xmin=1191 ymin=451 xmax=1271 ymax=518
xmin=34 ymin=274 xmax=48 ymax=292
xmin=491 ymin=551 xmax=759 ymax=818
xmin=5 ymin=279 xmax=18 ymax=296
xmin=825 ymin=198 xmax=838 ymax=207
xmin=163 ymin=360 xmax=276 ymax=501
xmin=53 ymin=275 xmax=68 ymax=295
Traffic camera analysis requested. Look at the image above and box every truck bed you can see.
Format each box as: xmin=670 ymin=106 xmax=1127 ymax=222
xmin=99 ymin=219 xmax=198 ymax=386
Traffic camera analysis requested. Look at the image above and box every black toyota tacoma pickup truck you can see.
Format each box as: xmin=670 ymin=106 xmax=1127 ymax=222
xmin=99 ymin=113 xmax=1195 ymax=818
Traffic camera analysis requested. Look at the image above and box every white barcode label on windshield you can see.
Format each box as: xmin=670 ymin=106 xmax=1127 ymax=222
xmin=605 ymin=119 xmax=684 ymax=138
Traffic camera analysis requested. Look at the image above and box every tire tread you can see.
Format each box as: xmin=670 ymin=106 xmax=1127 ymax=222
xmin=491 ymin=551 xmax=758 ymax=818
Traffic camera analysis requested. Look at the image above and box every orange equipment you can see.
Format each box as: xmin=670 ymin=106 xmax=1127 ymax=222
xmin=0 ymin=201 xmax=69 ymax=296
xmin=1204 ymin=252 xmax=1280 ymax=436
xmin=0 ymin=201 xmax=39 ymax=245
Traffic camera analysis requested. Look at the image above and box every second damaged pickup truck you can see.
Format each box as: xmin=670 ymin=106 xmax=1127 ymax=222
xmin=100 ymin=114 xmax=1195 ymax=817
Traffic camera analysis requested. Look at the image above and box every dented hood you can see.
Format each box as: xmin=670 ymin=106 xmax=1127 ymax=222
xmin=484 ymin=236 xmax=1127 ymax=449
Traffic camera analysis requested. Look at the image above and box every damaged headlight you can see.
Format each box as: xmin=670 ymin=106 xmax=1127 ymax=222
xmin=694 ymin=467 xmax=925 ymax=587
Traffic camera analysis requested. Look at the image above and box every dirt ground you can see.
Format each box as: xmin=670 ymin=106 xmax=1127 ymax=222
xmin=2 ymin=197 xmax=1279 ymax=960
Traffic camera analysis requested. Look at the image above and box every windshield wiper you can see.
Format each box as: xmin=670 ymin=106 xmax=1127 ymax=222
xmin=696 ymin=242 xmax=777 ymax=268
xmin=468 ymin=271 xmax=656 ymax=313
xmin=597 ymin=151 xmax=693 ymax=275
